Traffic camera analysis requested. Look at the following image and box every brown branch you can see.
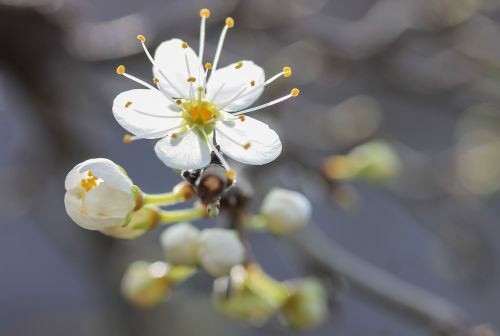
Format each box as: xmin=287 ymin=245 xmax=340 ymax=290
xmin=293 ymin=224 xmax=471 ymax=335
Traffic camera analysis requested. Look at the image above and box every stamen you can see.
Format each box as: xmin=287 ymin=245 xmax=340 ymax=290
xmin=182 ymin=41 xmax=189 ymax=49
xmin=176 ymin=99 xmax=183 ymax=105
xmin=199 ymin=127 xmax=232 ymax=171
xmin=226 ymin=169 xmax=236 ymax=181
xmin=283 ymin=66 xmax=292 ymax=77
xmin=200 ymin=8 xmax=211 ymax=18
xmin=243 ymin=142 xmax=251 ymax=149
xmin=218 ymin=69 xmax=290 ymax=108
xmin=125 ymin=101 xmax=133 ymax=108
xmin=205 ymin=63 xmax=212 ymax=70
xmin=233 ymin=88 xmax=299 ymax=116
xmin=199 ymin=9 xmax=209 ymax=83
xmin=153 ymin=77 xmax=160 ymax=84
xmin=212 ymin=17 xmax=235 ymax=74
xmin=187 ymin=77 xmax=197 ymax=83
xmin=136 ymin=35 xmax=186 ymax=99
xmin=117 ymin=65 xmax=158 ymax=91
xmin=133 ymin=108 xmax=183 ymax=119
xmin=123 ymin=134 xmax=140 ymax=143
xmin=184 ymin=54 xmax=195 ymax=100
xmin=239 ymin=115 xmax=246 ymax=121
xmin=235 ymin=61 xmax=244 ymax=69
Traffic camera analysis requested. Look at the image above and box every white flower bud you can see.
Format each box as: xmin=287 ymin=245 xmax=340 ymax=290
xmin=260 ymin=188 xmax=312 ymax=236
xmin=160 ymin=222 xmax=201 ymax=266
xmin=120 ymin=261 xmax=170 ymax=308
xmin=64 ymin=158 xmax=140 ymax=230
xmin=100 ymin=207 xmax=158 ymax=239
xmin=198 ymin=228 xmax=245 ymax=277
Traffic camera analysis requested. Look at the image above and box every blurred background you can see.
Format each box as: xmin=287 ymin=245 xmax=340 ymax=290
xmin=1 ymin=0 xmax=500 ymax=335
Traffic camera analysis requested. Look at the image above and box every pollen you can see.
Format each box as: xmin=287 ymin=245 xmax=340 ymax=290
xmin=250 ymin=80 xmax=256 ymax=86
xmin=136 ymin=34 xmax=146 ymax=42
xmin=200 ymin=8 xmax=211 ymax=18
xmin=187 ymin=77 xmax=196 ymax=83
xmin=225 ymin=17 xmax=234 ymax=28
xmin=152 ymin=77 xmax=160 ymax=84
xmin=125 ymin=101 xmax=133 ymax=108
xmin=205 ymin=62 xmax=212 ymax=70
xmin=81 ymin=172 xmax=99 ymax=192
xmin=226 ymin=169 xmax=236 ymax=181
xmin=123 ymin=134 xmax=133 ymax=143
xmin=239 ymin=115 xmax=246 ymax=121
xmin=116 ymin=65 xmax=126 ymax=75
xmin=291 ymin=88 xmax=300 ymax=97
xmin=243 ymin=142 xmax=251 ymax=150
xmin=283 ymin=66 xmax=292 ymax=77
xmin=182 ymin=41 xmax=189 ymax=49
xmin=235 ymin=61 xmax=244 ymax=69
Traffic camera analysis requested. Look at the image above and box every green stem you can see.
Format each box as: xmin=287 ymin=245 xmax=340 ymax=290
xmin=143 ymin=192 xmax=183 ymax=206
xmin=159 ymin=207 xmax=207 ymax=225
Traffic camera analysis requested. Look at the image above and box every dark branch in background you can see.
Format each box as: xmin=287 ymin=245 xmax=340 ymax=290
xmin=293 ymin=224 xmax=471 ymax=336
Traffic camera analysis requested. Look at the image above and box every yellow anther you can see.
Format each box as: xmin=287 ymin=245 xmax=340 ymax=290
xmin=182 ymin=41 xmax=188 ymax=49
xmin=250 ymin=80 xmax=256 ymax=86
xmin=171 ymin=132 xmax=178 ymax=139
xmin=187 ymin=77 xmax=196 ymax=83
xmin=291 ymin=88 xmax=300 ymax=97
xmin=81 ymin=172 xmax=98 ymax=192
xmin=153 ymin=77 xmax=160 ymax=84
xmin=197 ymin=86 xmax=204 ymax=92
xmin=205 ymin=62 xmax=212 ymax=70
xmin=239 ymin=115 xmax=246 ymax=121
xmin=176 ymin=99 xmax=182 ymax=105
xmin=225 ymin=17 xmax=234 ymax=28
xmin=123 ymin=134 xmax=133 ymax=143
xmin=243 ymin=142 xmax=251 ymax=150
xmin=200 ymin=8 xmax=211 ymax=18
xmin=226 ymin=169 xmax=236 ymax=181
xmin=125 ymin=101 xmax=133 ymax=108
xmin=283 ymin=66 xmax=292 ymax=77
xmin=137 ymin=35 xmax=146 ymax=42
xmin=116 ymin=65 xmax=126 ymax=75
xmin=235 ymin=61 xmax=244 ymax=69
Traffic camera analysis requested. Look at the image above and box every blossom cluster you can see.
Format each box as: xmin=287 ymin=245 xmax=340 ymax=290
xmin=64 ymin=8 xmax=327 ymax=330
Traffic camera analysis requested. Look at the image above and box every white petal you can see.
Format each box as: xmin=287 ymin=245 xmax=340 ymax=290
xmin=84 ymin=183 xmax=135 ymax=217
xmin=79 ymin=158 xmax=133 ymax=193
xmin=215 ymin=114 xmax=281 ymax=165
xmin=64 ymin=192 xmax=125 ymax=230
xmin=154 ymin=130 xmax=211 ymax=170
xmin=153 ymin=38 xmax=204 ymax=99
xmin=206 ymin=61 xmax=265 ymax=112
xmin=113 ymin=89 xmax=181 ymax=139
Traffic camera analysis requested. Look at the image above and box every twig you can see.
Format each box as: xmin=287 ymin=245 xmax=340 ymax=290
xmin=293 ymin=223 xmax=471 ymax=335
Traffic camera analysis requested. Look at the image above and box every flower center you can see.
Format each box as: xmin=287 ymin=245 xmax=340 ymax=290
xmin=181 ymin=100 xmax=219 ymax=133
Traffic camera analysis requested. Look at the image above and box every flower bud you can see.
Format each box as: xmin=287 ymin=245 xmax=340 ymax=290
xmin=198 ymin=228 xmax=245 ymax=277
xmin=121 ymin=261 xmax=170 ymax=308
xmin=64 ymin=158 xmax=141 ymax=230
xmin=212 ymin=265 xmax=285 ymax=324
xmin=100 ymin=207 xmax=159 ymax=239
xmin=160 ymin=222 xmax=200 ymax=266
xmin=280 ymin=278 xmax=328 ymax=330
xmin=260 ymin=188 xmax=311 ymax=236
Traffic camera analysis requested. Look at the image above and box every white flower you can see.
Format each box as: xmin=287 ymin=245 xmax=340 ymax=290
xmin=160 ymin=222 xmax=201 ymax=266
xmin=198 ymin=228 xmax=245 ymax=277
xmin=64 ymin=158 xmax=140 ymax=230
xmin=100 ymin=207 xmax=158 ymax=239
xmin=113 ymin=10 xmax=299 ymax=175
xmin=260 ymin=188 xmax=311 ymax=235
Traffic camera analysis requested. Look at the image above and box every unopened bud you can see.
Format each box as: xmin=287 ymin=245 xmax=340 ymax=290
xmin=198 ymin=228 xmax=245 ymax=277
xmin=101 ymin=207 xmax=159 ymax=239
xmin=121 ymin=261 xmax=170 ymax=308
xmin=260 ymin=188 xmax=311 ymax=236
xmin=280 ymin=278 xmax=328 ymax=330
xmin=160 ymin=223 xmax=200 ymax=266
xmin=347 ymin=140 xmax=400 ymax=183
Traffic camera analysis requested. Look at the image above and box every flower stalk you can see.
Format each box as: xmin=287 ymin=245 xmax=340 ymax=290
xmin=158 ymin=207 xmax=207 ymax=225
